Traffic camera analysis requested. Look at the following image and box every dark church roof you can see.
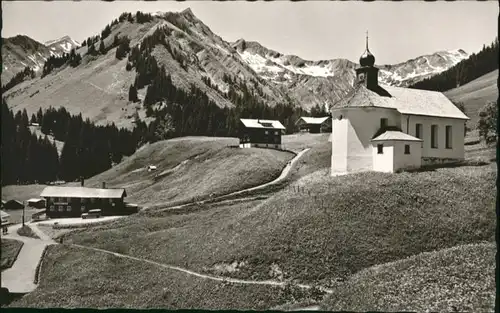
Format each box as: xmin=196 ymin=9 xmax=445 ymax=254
xmin=360 ymin=49 xmax=375 ymax=67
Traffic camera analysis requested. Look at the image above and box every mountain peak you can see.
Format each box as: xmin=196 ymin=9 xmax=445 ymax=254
xmin=45 ymin=35 xmax=80 ymax=47
xmin=181 ymin=7 xmax=195 ymax=18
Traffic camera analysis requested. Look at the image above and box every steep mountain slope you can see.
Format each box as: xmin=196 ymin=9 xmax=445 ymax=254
xmin=232 ymin=39 xmax=468 ymax=109
xmin=3 ymin=9 xmax=470 ymax=126
xmin=2 ymin=35 xmax=50 ymax=82
xmin=4 ymin=10 xmax=294 ymax=129
xmin=2 ymin=34 xmax=80 ymax=83
xmin=444 ymin=69 xmax=498 ymax=125
xmin=378 ymin=49 xmax=468 ymax=87
xmin=410 ymin=38 xmax=498 ymax=92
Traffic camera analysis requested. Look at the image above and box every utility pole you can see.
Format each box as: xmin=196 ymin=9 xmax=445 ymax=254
xmin=22 ymin=200 xmax=26 ymax=227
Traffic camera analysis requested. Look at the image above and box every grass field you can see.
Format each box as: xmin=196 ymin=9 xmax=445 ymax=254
xmin=60 ymin=143 xmax=495 ymax=288
xmin=321 ymin=242 xmax=495 ymax=312
xmin=2 ymin=184 xmax=47 ymax=204
xmin=5 ymin=132 xmax=496 ymax=309
xmin=281 ymin=133 xmax=330 ymax=153
xmin=10 ymin=244 xmax=320 ymax=309
xmin=78 ymin=137 xmax=294 ymax=207
xmin=1 ymin=239 xmax=24 ymax=271
xmin=444 ymin=69 xmax=498 ymax=126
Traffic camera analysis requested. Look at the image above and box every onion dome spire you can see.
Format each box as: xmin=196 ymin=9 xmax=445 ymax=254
xmin=359 ymin=31 xmax=375 ymax=67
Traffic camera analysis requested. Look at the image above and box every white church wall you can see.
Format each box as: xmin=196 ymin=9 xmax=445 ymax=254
xmin=393 ymin=141 xmax=422 ymax=171
xmin=331 ymin=107 xmax=401 ymax=174
xmin=372 ymin=143 xmax=394 ymax=173
xmin=331 ymin=110 xmax=349 ymax=174
xmin=401 ymin=115 xmax=465 ymax=165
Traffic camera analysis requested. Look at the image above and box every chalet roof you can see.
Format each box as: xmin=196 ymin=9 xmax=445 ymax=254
xmin=297 ymin=116 xmax=331 ymax=125
xmin=331 ymin=84 xmax=469 ymax=120
xmin=40 ymin=186 xmax=126 ymax=199
xmin=371 ymin=131 xmax=423 ymax=142
xmin=240 ymin=119 xmax=286 ymax=130
xmin=27 ymin=198 xmax=45 ymax=203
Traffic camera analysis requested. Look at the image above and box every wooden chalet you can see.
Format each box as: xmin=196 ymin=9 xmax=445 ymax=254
xmin=239 ymin=119 xmax=286 ymax=150
xmin=40 ymin=182 xmax=136 ymax=218
xmin=296 ymin=116 xmax=332 ymax=133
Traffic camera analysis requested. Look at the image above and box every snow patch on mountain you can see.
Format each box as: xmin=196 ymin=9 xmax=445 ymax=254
xmin=45 ymin=35 xmax=80 ymax=54
xmin=235 ymin=38 xmax=468 ymax=88
xmin=237 ymin=50 xmax=336 ymax=80
xmin=238 ymin=50 xmax=283 ymax=78
xmin=269 ymin=56 xmax=334 ymax=78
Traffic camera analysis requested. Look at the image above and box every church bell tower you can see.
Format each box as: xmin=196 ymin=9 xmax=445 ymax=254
xmin=355 ymin=31 xmax=379 ymax=90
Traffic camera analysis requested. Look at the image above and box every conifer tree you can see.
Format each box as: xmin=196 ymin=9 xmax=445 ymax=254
xmin=129 ymin=84 xmax=139 ymax=102
xmin=99 ymin=40 xmax=106 ymax=54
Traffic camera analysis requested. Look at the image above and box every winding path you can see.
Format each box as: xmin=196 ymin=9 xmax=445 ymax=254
xmin=1 ymin=148 xmax=315 ymax=298
xmin=1 ymin=223 xmax=56 ymax=293
xmin=71 ymin=243 xmax=332 ymax=294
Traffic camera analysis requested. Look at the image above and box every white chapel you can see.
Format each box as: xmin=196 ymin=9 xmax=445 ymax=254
xmin=330 ymin=35 xmax=469 ymax=175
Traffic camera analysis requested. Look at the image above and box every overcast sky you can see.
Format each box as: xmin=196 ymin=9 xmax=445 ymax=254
xmin=2 ymin=1 xmax=497 ymax=64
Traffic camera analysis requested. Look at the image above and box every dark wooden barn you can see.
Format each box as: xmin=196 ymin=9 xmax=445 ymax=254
xmin=3 ymin=200 xmax=24 ymax=211
xmin=295 ymin=116 xmax=332 ymax=133
xmin=239 ymin=119 xmax=286 ymax=150
xmin=40 ymin=184 xmax=137 ymax=218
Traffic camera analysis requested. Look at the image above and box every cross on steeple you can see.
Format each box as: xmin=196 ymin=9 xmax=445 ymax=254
xmin=366 ymin=30 xmax=369 ymax=50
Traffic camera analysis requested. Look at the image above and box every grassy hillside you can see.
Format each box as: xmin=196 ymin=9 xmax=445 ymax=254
xmin=9 ymin=133 xmax=495 ymax=308
xmin=69 ymin=136 xmax=294 ymax=207
xmin=61 ymin=145 xmax=495 ymax=286
xmin=3 ymin=12 xmax=284 ymax=130
xmin=2 ymin=136 xmax=295 ymax=208
xmin=321 ymin=242 xmax=495 ymax=312
xmin=2 ymin=184 xmax=47 ymax=203
xmin=10 ymin=244 xmax=319 ymax=309
xmin=3 ymin=19 xmax=169 ymax=129
xmin=444 ymin=69 xmax=498 ymax=125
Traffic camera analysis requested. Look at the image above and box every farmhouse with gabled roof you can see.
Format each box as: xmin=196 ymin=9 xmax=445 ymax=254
xmin=296 ymin=116 xmax=332 ymax=133
xmin=330 ymin=34 xmax=469 ymax=174
xmin=239 ymin=118 xmax=286 ymax=149
xmin=40 ymin=180 xmax=137 ymax=218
